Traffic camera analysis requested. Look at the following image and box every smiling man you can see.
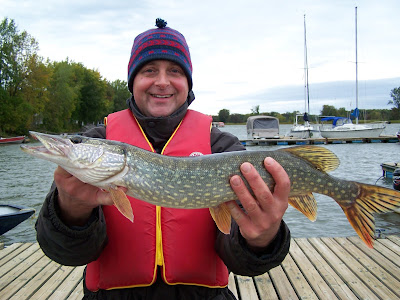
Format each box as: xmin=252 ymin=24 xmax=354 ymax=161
xmin=35 ymin=18 xmax=291 ymax=300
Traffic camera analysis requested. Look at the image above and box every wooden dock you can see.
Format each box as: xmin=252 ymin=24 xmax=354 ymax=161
xmin=241 ymin=135 xmax=399 ymax=146
xmin=0 ymin=235 xmax=399 ymax=299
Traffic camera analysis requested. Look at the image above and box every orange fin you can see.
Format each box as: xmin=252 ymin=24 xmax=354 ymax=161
xmin=338 ymin=183 xmax=400 ymax=249
xmin=209 ymin=203 xmax=231 ymax=234
xmin=288 ymin=193 xmax=317 ymax=222
xmin=109 ymin=187 xmax=134 ymax=222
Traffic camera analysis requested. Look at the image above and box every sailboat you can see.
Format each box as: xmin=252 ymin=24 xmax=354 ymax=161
xmin=319 ymin=7 xmax=386 ymax=139
xmin=288 ymin=15 xmax=321 ymax=139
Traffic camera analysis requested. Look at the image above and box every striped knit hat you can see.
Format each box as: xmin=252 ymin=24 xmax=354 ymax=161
xmin=127 ymin=18 xmax=193 ymax=94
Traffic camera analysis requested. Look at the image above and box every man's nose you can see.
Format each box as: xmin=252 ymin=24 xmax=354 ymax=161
xmin=155 ymin=71 xmax=170 ymax=88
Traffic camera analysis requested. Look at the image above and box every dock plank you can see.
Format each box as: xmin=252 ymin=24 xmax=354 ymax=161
xmin=269 ymin=265 xmax=299 ymax=299
xmin=0 ymin=236 xmax=399 ymax=299
xmin=253 ymin=273 xmax=278 ymax=300
xmin=295 ymin=238 xmax=358 ymax=300
xmin=46 ymin=266 xmax=85 ymax=300
xmin=236 ymin=276 xmax=259 ymax=300
xmin=227 ymin=272 xmax=238 ymax=299
xmin=334 ymin=237 xmax=400 ymax=298
xmin=1 ymin=255 xmax=52 ymax=300
xmin=387 ymin=235 xmax=400 ymax=246
xmin=348 ymin=236 xmax=400 ymax=279
xmin=308 ymin=237 xmax=379 ymax=300
xmin=289 ymin=239 xmax=338 ymax=299
xmin=0 ymin=243 xmax=31 ymax=269
xmin=281 ymin=251 xmax=318 ymax=299
xmin=322 ymin=237 xmax=398 ymax=300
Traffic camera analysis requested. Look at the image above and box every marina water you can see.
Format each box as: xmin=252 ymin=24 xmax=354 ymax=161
xmin=1 ymin=124 xmax=399 ymax=246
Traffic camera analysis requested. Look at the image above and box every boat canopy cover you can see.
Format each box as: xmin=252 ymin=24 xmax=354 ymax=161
xmin=253 ymin=118 xmax=279 ymax=129
xmin=320 ymin=117 xmax=351 ymax=127
xmin=351 ymin=108 xmax=359 ymax=118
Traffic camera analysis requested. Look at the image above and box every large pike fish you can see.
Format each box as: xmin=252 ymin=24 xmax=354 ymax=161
xmin=21 ymin=131 xmax=400 ymax=248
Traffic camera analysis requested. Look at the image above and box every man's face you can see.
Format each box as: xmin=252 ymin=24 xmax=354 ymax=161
xmin=132 ymin=60 xmax=189 ymax=117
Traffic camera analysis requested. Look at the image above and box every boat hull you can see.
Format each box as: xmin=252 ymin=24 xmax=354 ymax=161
xmin=0 ymin=136 xmax=26 ymax=144
xmin=0 ymin=205 xmax=35 ymax=235
xmin=320 ymin=127 xmax=385 ymax=139
xmin=319 ymin=122 xmax=385 ymax=139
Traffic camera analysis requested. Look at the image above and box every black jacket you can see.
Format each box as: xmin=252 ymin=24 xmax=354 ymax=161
xmin=36 ymin=99 xmax=290 ymax=300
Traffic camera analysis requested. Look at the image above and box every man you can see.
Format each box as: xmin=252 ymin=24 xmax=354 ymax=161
xmin=36 ymin=19 xmax=291 ymax=299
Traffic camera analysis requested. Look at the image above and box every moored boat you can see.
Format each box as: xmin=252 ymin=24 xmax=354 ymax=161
xmin=319 ymin=117 xmax=386 ymax=139
xmin=246 ymin=116 xmax=280 ymax=139
xmin=0 ymin=205 xmax=35 ymax=235
xmin=0 ymin=136 xmax=26 ymax=145
xmin=320 ymin=7 xmax=386 ymax=139
xmin=288 ymin=15 xmax=321 ymax=139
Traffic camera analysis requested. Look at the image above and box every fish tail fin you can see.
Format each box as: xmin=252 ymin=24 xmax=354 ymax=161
xmin=109 ymin=187 xmax=134 ymax=222
xmin=289 ymin=193 xmax=317 ymax=221
xmin=339 ymin=183 xmax=400 ymax=248
xmin=210 ymin=203 xmax=232 ymax=234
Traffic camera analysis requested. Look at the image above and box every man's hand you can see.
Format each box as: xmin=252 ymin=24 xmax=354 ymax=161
xmin=227 ymin=157 xmax=290 ymax=252
xmin=54 ymin=166 xmax=126 ymax=226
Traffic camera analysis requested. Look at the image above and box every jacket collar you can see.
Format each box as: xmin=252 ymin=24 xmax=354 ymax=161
xmin=126 ymin=96 xmax=188 ymax=153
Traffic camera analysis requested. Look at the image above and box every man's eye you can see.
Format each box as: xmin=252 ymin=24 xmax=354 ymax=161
xmin=171 ymin=68 xmax=183 ymax=74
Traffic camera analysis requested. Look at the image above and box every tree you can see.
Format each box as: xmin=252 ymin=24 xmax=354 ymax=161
xmin=110 ymin=79 xmax=131 ymax=112
xmin=320 ymin=105 xmax=337 ymax=116
xmin=389 ymin=87 xmax=400 ymax=109
xmin=251 ymin=105 xmax=260 ymax=115
xmin=218 ymin=109 xmax=230 ymax=123
xmin=43 ymin=60 xmax=80 ymax=132
xmin=388 ymin=87 xmax=400 ymax=119
xmin=0 ymin=18 xmax=41 ymax=134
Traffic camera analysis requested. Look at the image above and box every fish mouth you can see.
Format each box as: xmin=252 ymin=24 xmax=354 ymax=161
xmin=21 ymin=131 xmax=73 ymax=157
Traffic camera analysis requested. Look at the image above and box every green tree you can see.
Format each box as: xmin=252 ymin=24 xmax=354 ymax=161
xmin=251 ymin=105 xmax=260 ymax=115
xmin=110 ymin=79 xmax=130 ymax=112
xmin=388 ymin=87 xmax=400 ymax=119
xmin=0 ymin=18 xmax=41 ymax=134
xmin=320 ymin=105 xmax=337 ymax=116
xmin=389 ymin=87 xmax=400 ymax=109
xmin=74 ymin=67 xmax=109 ymax=127
xmin=43 ymin=60 xmax=80 ymax=132
xmin=218 ymin=109 xmax=230 ymax=123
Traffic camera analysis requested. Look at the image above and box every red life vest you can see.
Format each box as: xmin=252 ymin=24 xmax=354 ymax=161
xmin=85 ymin=109 xmax=229 ymax=291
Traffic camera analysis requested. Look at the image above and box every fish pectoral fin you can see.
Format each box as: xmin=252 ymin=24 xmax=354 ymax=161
xmin=210 ymin=203 xmax=231 ymax=234
xmin=288 ymin=193 xmax=317 ymax=222
xmin=109 ymin=187 xmax=134 ymax=223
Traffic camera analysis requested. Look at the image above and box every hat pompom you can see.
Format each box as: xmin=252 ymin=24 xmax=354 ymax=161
xmin=155 ymin=18 xmax=167 ymax=28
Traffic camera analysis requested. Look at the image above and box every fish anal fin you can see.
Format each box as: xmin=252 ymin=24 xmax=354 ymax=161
xmin=109 ymin=187 xmax=134 ymax=223
xmin=282 ymin=146 xmax=340 ymax=172
xmin=288 ymin=193 xmax=317 ymax=222
xmin=210 ymin=203 xmax=231 ymax=234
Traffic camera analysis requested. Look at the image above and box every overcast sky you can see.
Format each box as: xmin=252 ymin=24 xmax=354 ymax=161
xmin=3 ymin=0 xmax=400 ymax=115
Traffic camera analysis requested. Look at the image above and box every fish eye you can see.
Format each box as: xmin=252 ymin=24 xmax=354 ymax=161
xmin=70 ymin=136 xmax=82 ymax=144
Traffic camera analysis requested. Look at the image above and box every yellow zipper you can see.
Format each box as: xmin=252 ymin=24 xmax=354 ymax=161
xmin=156 ymin=205 xmax=163 ymax=266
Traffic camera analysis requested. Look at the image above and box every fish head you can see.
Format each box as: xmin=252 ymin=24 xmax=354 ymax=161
xmin=21 ymin=131 xmax=128 ymax=186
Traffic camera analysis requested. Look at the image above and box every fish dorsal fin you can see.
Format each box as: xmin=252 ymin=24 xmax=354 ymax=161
xmin=282 ymin=146 xmax=339 ymax=172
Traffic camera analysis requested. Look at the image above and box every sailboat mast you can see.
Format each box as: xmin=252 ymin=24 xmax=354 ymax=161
xmin=304 ymin=14 xmax=310 ymax=115
xmin=355 ymin=6 xmax=359 ymax=124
